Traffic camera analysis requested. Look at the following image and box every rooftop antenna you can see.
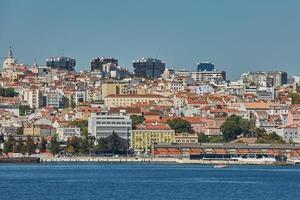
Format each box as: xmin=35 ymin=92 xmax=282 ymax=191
xmin=62 ymin=48 xmax=64 ymax=57
xmin=33 ymin=58 xmax=37 ymax=67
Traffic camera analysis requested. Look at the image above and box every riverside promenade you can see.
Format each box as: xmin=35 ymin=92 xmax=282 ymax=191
xmin=40 ymin=156 xmax=287 ymax=165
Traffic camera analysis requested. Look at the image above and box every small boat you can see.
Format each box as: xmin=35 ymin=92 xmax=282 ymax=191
xmin=213 ymin=164 xmax=229 ymax=168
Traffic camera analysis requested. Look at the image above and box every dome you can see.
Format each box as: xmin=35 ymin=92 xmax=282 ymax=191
xmin=2 ymin=47 xmax=16 ymax=69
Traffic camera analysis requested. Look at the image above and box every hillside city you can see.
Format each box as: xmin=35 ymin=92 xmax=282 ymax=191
xmin=1 ymin=47 xmax=300 ymax=162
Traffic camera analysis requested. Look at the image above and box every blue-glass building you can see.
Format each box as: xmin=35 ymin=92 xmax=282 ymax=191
xmin=133 ymin=58 xmax=165 ymax=79
xmin=46 ymin=56 xmax=76 ymax=71
xmin=197 ymin=62 xmax=214 ymax=72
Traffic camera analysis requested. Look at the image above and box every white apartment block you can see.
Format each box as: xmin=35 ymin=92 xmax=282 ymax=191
xmin=88 ymin=112 xmax=132 ymax=140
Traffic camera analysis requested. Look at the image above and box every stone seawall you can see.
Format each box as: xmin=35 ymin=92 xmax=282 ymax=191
xmin=0 ymin=157 xmax=40 ymax=163
xmin=40 ymin=157 xmax=287 ymax=165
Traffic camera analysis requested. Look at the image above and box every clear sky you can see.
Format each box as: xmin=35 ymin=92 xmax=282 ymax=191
xmin=0 ymin=0 xmax=299 ymax=79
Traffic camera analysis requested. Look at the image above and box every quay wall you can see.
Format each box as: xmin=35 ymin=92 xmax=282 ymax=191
xmin=40 ymin=157 xmax=287 ymax=165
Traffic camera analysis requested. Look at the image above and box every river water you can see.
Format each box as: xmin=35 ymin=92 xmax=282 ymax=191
xmin=0 ymin=163 xmax=300 ymax=200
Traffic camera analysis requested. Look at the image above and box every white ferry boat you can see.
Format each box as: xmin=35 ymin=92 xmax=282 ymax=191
xmin=213 ymin=164 xmax=229 ymax=168
xmin=231 ymin=155 xmax=276 ymax=163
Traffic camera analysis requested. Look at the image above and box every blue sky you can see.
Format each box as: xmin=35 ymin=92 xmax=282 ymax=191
xmin=0 ymin=0 xmax=299 ymax=79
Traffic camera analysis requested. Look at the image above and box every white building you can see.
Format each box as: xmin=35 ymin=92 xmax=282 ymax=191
xmin=195 ymin=85 xmax=214 ymax=95
xmin=88 ymin=112 xmax=132 ymax=140
xmin=22 ymin=87 xmax=42 ymax=109
xmin=57 ymin=127 xmax=82 ymax=141
xmin=75 ymin=90 xmax=87 ymax=105
xmin=178 ymin=71 xmax=226 ymax=84
xmin=276 ymin=124 xmax=300 ymax=143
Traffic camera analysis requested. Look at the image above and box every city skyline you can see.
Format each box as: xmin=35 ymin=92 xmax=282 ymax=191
xmin=1 ymin=0 xmax=300 ymax=79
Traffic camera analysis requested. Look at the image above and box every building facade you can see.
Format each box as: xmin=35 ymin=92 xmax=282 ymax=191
xmin=131 ymin=128 xmax=175 ymax=153
xmin=104 ymin=94 xmax=167 ymax=108
xmin=46 ymin=56 xmax=76 ymax=71
xmin=88 ymin=112 xmax=132 ymax=140
xmin=22 ymin=87 xmax=42 ymax=109
xmin=197 ymin=62 xmax=214 ymax=72
xmin=101 ymin=81 xmax=129 ymax=98
xmin=188 ymin=71 xmax=226 ymax=84
xmin=91 ymin=57 xmax=118 ymax=71
xmin=133 ymin=58 xmax=165 ymax=79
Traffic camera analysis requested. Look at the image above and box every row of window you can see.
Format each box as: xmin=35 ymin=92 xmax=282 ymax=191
xmin=96 ymin=121 xmax=131 ymax=125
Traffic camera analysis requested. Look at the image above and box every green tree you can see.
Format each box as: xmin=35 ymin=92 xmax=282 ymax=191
xmin=79 ymin=136 xmax=90 ymax=154
xmin=19 ymin=105 xmax=32 ymax=116
xmin=66 ymin=145 xmax=75 ymax=154
xmin=0 ymin=88 xmax=17 ymax=97
xmin=95 ymin=132 xmax=127 ymax=155
xmin=16 ymin=127 xmax=24 ymax=135
xmin=66 ymin=136 xmax=81 ymax=154
xmin=25 ymin=136 xmax=36 ymax=155
xmin=70 ymin=95 xmax=75 ymax=108
xmin=220 ymin=115 xmax=253 ymax=142
xmin=38 ymin=137 xmax=47 ymax=152
xmin=167 ymin=118 xmax=192 ymax=133
xmin=209 ymin=136 xmax=225 ymax=143
xmin=112 ymin=131 xmax=123 ymax=154
xmin=130 ymin=115 xmax=145 ymax=129
xmin=96 ymin=138 xmax=109 ymax=153
xmin=288 ymin=93 xmax=300 ymax=104
xmin=13 ymin=138 xmax=24 ymax=153
xmin=3 ymin=135 xmax=15 ymax=154
xmin=221 ymin=120 xmax=241 ymax=141
xmin=198 ymin=133 xmax=209 ymax=143
xmin=48 ymin=135 xmax=60 ymax=155
xmin=69 ymin=120 xmax=88 ymax=137
xmin=256 ymin=132 xmax=285 ymax=144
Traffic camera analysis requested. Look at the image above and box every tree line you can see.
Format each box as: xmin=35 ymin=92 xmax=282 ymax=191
xmin=1 ymin=132 xmax=129 ymax=156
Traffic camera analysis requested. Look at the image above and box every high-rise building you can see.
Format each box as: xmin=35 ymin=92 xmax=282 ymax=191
xmin=133 ymin=57 xmax=165 ymax=78
xmin=197 ymin=62 xmax=214 ymax=72
xmin=46 ymin=56 xmax=76 ymax=71
xmin=91 ymin=57 xmax=118 ymax=71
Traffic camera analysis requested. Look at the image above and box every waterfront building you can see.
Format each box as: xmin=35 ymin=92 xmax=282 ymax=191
xmin=174 ymin=133 xmax=198 ymax=144
xmin=57 ymin=127 xmax=82 ymax=141
xmin=276 ymin=124 xmax=300 ymax=143
xmin=197 ymin=62 xmax=214 ymax=72
xmin=131 ymin=124 xmax=175 ymax=153
xmin=46 ymin=56 xmax=76 ymax=71
xmin=133 ymin=57 xmax=165 ymax=79
xmin=153 ymin=143 xmax=300 ymax=159
xmin=23 ymin=124 xmax=56 ymax=137
xmin=88 ymin=112 xmax=132 ymax=140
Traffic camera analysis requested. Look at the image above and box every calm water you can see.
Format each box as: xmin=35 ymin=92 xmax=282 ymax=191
xmin=0 ymin=163 xmax=300 ymax=200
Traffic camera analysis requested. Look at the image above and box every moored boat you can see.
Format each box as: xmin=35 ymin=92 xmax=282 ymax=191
xmin=213 ymin=164 xmax=229 ymax=168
